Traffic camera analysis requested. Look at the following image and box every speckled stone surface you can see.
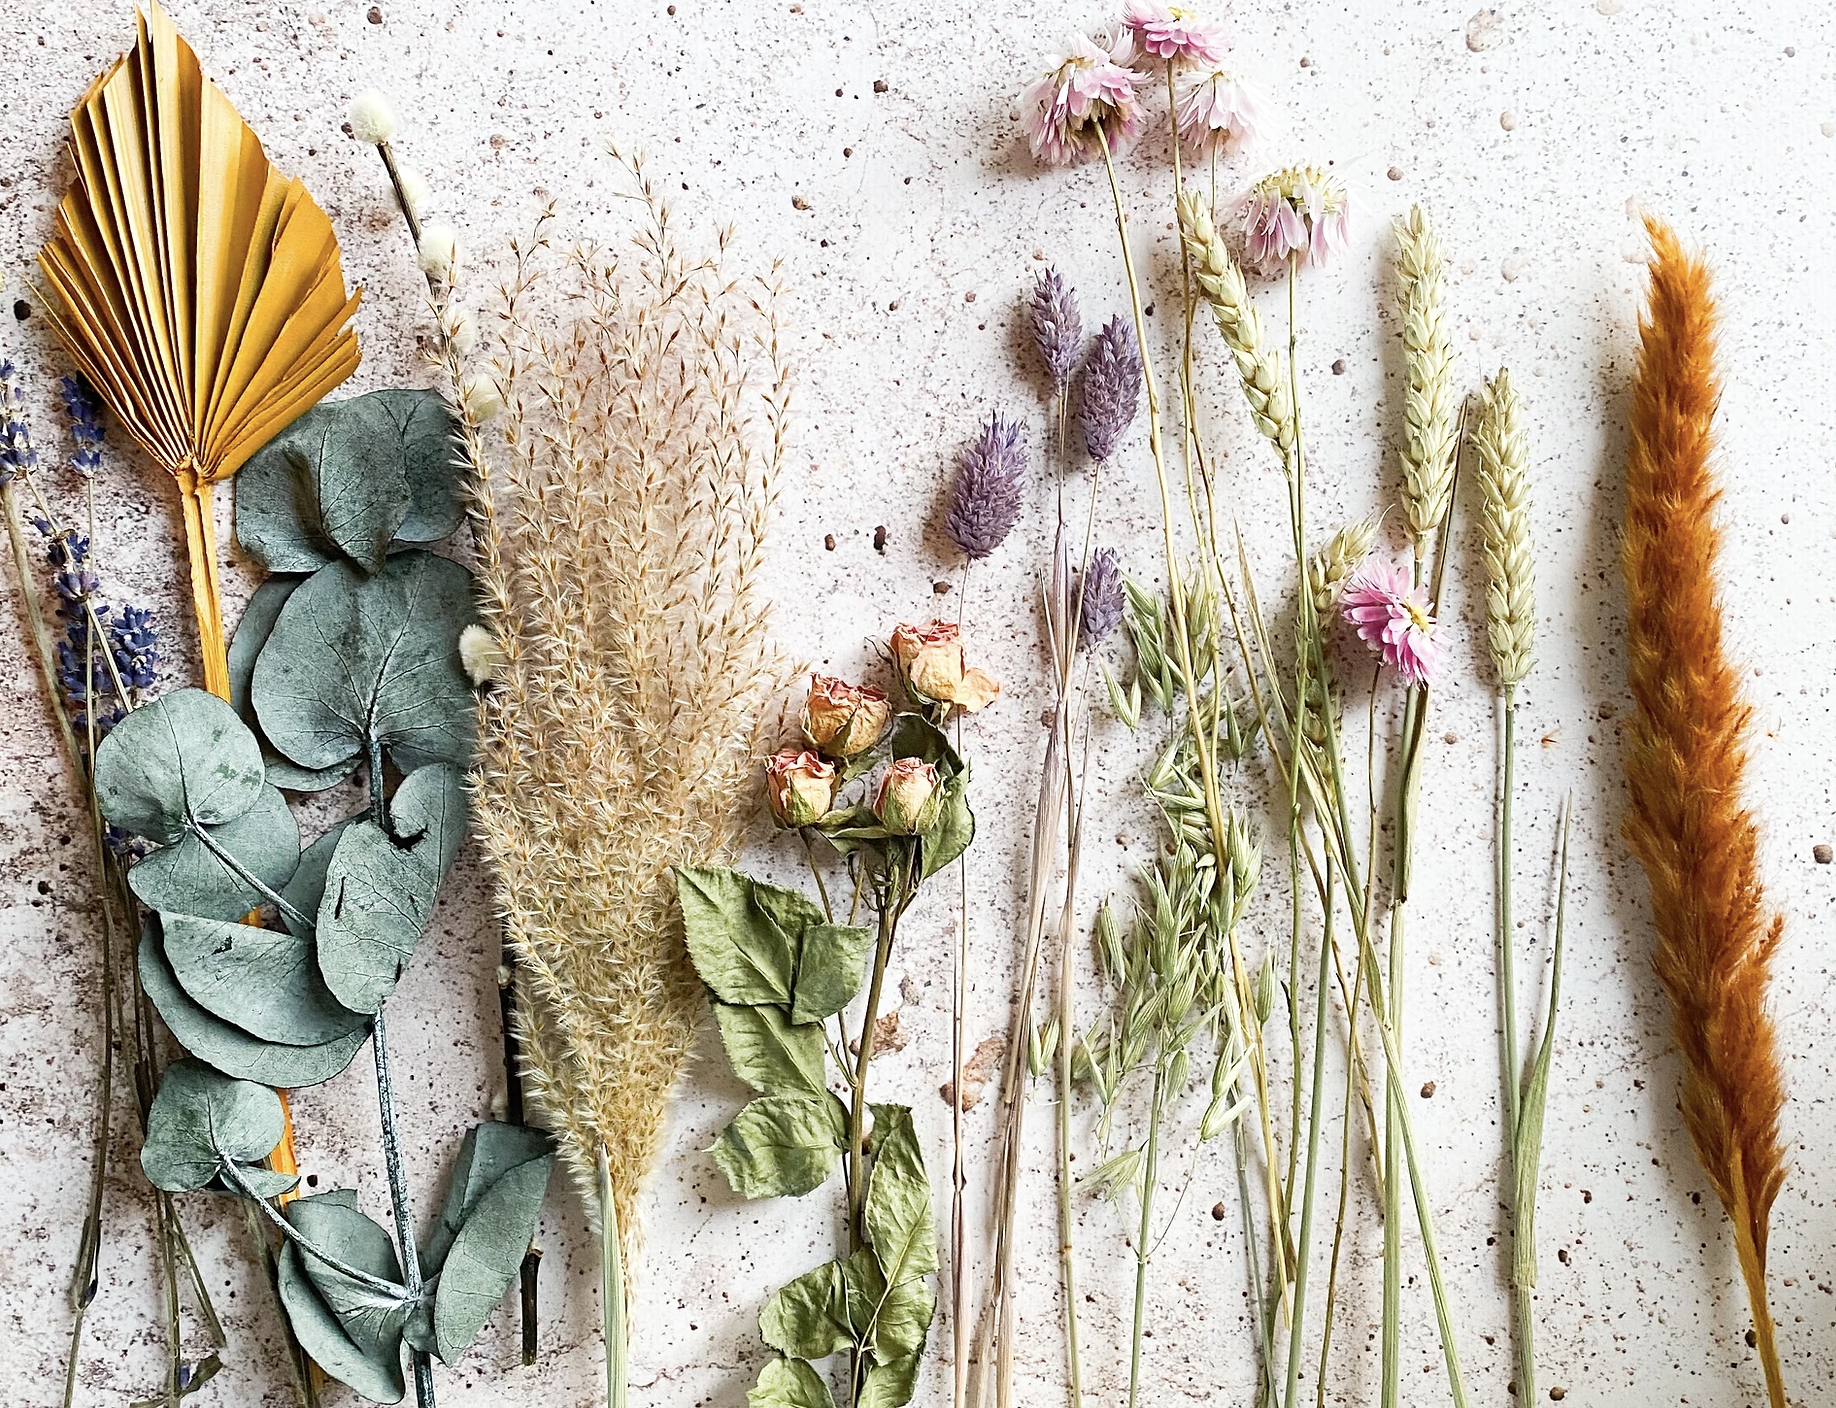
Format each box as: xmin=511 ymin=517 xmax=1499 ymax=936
xmin=3 ymin=2 xmax=1836 ymax=1405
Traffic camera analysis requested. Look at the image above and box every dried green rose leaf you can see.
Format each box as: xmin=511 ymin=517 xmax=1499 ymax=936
xmin=712 ymin=1002 xmax=828 ymax=1099
xmin=140 ymin=1057 xmax=292 ymax=1193
xmin=677 ymin=867 xmax=798 ymax=1007
xmin=277 ymin=1241 xmax=407 ymax=1405
xmin=789 ymin=923 xmax=873 ymax=1025
xmin=748 ymin=1357 xmax=837 ymax=1408
xmin=161 ymin=911 xmax=367 ymax=1047
xmin=95 ymin=688 xmax=268 ymax=843
xmin=431 ymin=1148 xmax=553 ymax=1362
xmin=126 ymin=785 xmax=301 ymax=922
xmin=855 ymin=1353 xmax=922 ymax=1408
xmin=759 ymin=1255 xmax=858 ymax=1360
xmin=252 ymin=550 xmax=477 ymax=775
xmin=863 ymin=1105 xmax=938 ymax=1285
xmin=713 ymin=1092 xmax=847 ymax=1201
xmin=422 ymin=1121 xmax=554 ymax=1277
xmin=314 ymin=817 xmax=441 ymax=1015
xmin=138 ymin=924 xmax=369 ymax=1088
xmin=918 ymin=770 xmax=974 ymax=882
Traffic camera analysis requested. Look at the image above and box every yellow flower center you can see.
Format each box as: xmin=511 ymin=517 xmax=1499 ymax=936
xmin=1403 ymin=600 xmax=1432 ymax=633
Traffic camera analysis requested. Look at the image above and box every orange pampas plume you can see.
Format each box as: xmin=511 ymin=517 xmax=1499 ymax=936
xmin=1622 ymin=217 xmax=1788 ymax=1408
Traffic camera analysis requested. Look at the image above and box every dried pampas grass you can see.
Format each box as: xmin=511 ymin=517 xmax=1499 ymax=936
xmin=1623 ymin=217 xmax=1788 ymax=1408
xmin=464 ymin=161 xmax=788 ymax=1253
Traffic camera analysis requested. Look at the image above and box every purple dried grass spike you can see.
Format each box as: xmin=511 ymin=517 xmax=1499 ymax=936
xmin=1075 ymin=547 xmax=1125 ymax=648
xmin=1030 ymin=268 xmax=1082 ymax=393
xmin=1079 ymin=315 xmax=1141 ymax=462
xmin=946 ymin=413 xmax=1027 ymax=559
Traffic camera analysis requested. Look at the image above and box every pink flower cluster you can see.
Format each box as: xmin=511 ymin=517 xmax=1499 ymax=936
xmin=1242 ymin=165 xmax=1352 ymax=275
xmin=1020 ymin=3 xmax=1262 ymax=168
xmin=1341 ymin=556 xmax=1439 ymax=687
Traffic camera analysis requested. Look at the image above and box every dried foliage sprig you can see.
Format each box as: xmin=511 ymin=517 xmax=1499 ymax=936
xmin=1623 ymin=218 xmax=1788 ymax=1408
xmin=462 ymin=162 xmax=787 ymax=1406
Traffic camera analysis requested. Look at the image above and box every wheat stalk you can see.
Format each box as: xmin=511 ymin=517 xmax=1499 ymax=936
xmin=463 ymin=159 xmax=787 ymax=1257
xmin=1394 ymin=205 xmax=1457 ymax=556
xmin=1472 ymin=370 xmax=1536 ymax=693
xmin=1623 ymin=217 xmax=1788 ymax=1408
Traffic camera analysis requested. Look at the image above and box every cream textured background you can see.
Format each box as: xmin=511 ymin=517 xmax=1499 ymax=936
xmin=3 ymin=1 xmax=1836 ymax=1405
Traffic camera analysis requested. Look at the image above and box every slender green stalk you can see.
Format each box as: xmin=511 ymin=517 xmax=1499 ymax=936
xmin=1283 ymin=865 xmax=1335 ymax=1408
xmin=372 ymin=1013 xmax=436 ymax=1408
xmin=1126 ymin=1068 xmax=1167 ymax=1408
xmin=599 ymin=1148 xmax=628 ymax=1408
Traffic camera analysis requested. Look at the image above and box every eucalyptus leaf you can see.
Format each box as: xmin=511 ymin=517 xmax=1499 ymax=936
xmin=95 ymin=688 xmax=267 ymax=843
xmin=371 ymin=389 xmax=465 ymax=545
xmin=161 ymin=911 xmax=367 ymax=1047
xmin=712 ymin=1002 xmax=828 ymax=1099
xmin=227 ymin=580 xmax=363 ymax=793
xmin=789 ymin=923 xmax=873 ymax=1025
xmin=759 ymin=1255 xmax=857 ymax=1360
xmin=238 ymin=396 xmax=412 ymax=574
xmin=140 ymin=1058 xmax=292 ymax=1194
xmin=863 ymin=1105 xmax=938 ymax=1285
xmin=391 ymin=763 xmax=469 ymax=881
xmin=713 ymin=1093 xmax=847 ymax=1200
xmin=422 ymin=1121 xmax=553 ymax=1276
xmin=855 ymin=1354 xmax=922 ymax=1408
xmin=126 ymin=785 xmax=301 ymax=921
xmin=431 ymin=1148 xmax=553 ymax=1362
xmin=139 ymin=925 xmax=369 ymax=1088
xmin=749 ymin=1357 xmax=837 ymax=1408
xmin=286 ymin=1194 xmax=415 ymax=1356
xmin=252 ymin=550 xmax=477 ymax=775
xmin=677 ymin=867 xmax=797 ymax=1007
xmin=314 ymin=815 xmax=442 ymax=1015
xmin=281 ymin=819 xmax=357 ymax=937
xmin=278 ymin=1243 xmax=407 ymax=1405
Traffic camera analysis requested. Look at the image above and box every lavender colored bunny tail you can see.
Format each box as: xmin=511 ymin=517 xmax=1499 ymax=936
xmin=1080 ymin=315 xmax=1141 ymax=462
xmin=1075 ymin=546 xmax=1125 ymax=647
xmin=1030 ymin=267 xmax=1083 ymax=393
xmin=946 ymin=413 xmax=1027 ymax=559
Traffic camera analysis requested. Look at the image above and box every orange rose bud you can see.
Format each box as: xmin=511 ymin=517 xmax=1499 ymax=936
xmin=889 ymin=620 xmax=1001 ymax=713
xmin=874 ymin=757 xmax=943 ymax=834
xmin=801 ymin=674 xmax=893 ymax=758
xmin=765 ymin=749 xmax=838 ymax=828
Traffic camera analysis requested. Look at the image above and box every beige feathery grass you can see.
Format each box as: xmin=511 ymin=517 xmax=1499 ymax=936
xmin=1395 ymin=206 xmax=1457 ymax=555
xmin=461 ymin=161 xmax=788 ymax=1251
xmin=1472 ymin=368 xmax=1536 ymax=692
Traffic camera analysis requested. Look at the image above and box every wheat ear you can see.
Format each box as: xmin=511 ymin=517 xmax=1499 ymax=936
xmin=1472 ymin=369 xmax=1536 ymax=693
xmin=1395 ymin=205 xmax=1457 ymax=556
xmin=1622 ymin=216 xmax=1788 ymax=1408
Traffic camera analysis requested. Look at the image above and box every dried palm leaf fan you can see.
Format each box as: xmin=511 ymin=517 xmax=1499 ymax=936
xmin=36 ymin=0 xmax=362 ymax=698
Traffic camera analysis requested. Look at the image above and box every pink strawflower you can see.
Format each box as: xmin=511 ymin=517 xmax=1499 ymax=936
xmin=1020 ymin=31 xmax=1149 ymax=167
xmin=1341 ymin=556 xmax=1439 ymax=687
xmin=1123 ymin=1 xmax=1230 ymax=65
xmin=1176 ymin=69 xmax=1265 ymax=157
xmin=1242 ymin=165 xmax=1352 ymax=274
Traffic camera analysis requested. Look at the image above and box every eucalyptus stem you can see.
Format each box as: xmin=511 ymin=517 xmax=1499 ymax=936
xmin=372 ymin=1013 xmax=436 ymax=1408
xmin=1126 ymin=1067 xmax=1166 ymax=1408
xmin=223 ymin=1163 xmax=406 ymax=1297
xmin=599 ymin=1148 xmax=629 ymax=1408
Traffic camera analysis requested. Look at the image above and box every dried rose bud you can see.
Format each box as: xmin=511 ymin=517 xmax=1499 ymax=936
xmin=764 ymin=749 xmax=839 ymax=828
xmin=801 ymin=674 xmax=893 ymax=758
xmin=890 ymin=620 xmax=1001 ymax=714
xmin=874 ymin=757 xmax=943 ymax=834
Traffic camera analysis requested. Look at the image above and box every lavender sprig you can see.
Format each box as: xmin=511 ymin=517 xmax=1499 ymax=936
xmin=946 ymin=413 xmax=1027 ymax=560
xmin=1030 ymin=268 xmax=1082 ymax=394
xmin=58 ymin=376 xmax=105 ymax=478
xmin=1 ymin=358 xmax=37 ymax=483
xmin=1075 ymin=546 xmax=1125 ymax=648
xmin=1079 ymin=315 xmax=1142 ymax=462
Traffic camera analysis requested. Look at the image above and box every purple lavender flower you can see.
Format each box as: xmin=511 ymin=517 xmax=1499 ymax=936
xmin=1079 ymin=316 xmax=1141 ymax=462
xmin=1074 ymin=547 xmax=1125 ymax=648
xmin=0 ymin=359 xmax=36 ymax=485
xmin=58 ymin=375 xmax=105 ymax=478
xmin=946 ymin=413 xmax=1027 ymax=559
xmin=1030 ymin=268 xmax=1082 ymax=393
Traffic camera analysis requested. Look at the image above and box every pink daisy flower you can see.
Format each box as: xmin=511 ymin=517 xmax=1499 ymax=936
xmin=1341 ymin=556 xmax=1439 ymax=687
xmin=1123 ymin=0 xmax=1231 ymax=66
xmin=1020 ymin=31 xmax=1149 ymax=167
xmin=1176 ymin=69 xmax=1266 ymax=157
xmin=1242 ymin=165 xmax=1352 ymax=275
